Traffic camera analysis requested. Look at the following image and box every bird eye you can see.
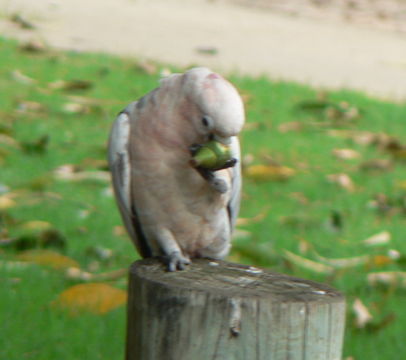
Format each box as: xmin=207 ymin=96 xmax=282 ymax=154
xmin=202 ymin=116 xmax=210 ymax=127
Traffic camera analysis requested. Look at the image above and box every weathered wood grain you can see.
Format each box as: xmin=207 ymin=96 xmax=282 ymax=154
xmin=126 ymin=258 xmax=345 ymax=360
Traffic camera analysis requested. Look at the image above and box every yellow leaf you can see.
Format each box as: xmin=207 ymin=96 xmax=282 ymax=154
xmin=283 ymin=250 xmax=334 ymax=274
xmin=21 ymin=220 xmax=53 ymax=231
xmin=244 ymin=164 xmax=295 ymax=181
xmin=0 ymin=195 xmax=16 ymax=210
xmin=17 ymin=249 xmax=79 ymax=269
xmin=370 ymin=255 xmax=393 ymax=267
xmin=53 ymin=283 xmax=127 ymax=315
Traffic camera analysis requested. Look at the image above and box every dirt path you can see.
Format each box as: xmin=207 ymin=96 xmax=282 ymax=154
xmin=1 ymin=0 xmax=406 ymax=100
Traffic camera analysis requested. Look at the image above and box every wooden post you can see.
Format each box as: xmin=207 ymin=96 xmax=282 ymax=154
xmin=126 ymin=258 xmax=345 ymax=360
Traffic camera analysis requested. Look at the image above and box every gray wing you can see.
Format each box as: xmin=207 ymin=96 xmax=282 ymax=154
xmin=108 ymin=102 xmax=152 ymax=257
xmin=227 ymin=136 xmax=242 ymax=231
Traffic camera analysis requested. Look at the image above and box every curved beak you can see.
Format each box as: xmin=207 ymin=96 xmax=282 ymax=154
xmin=213 ymin=134 xmax=232 ymax=146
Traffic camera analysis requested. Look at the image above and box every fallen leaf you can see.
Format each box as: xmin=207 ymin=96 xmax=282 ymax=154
xmin=289 ymin=192 xmax=309 ymax=205
xmin=113 ymin=225 xmax=127 ymax=237
xmin=278 ymin=121 xmax=303 ymax=133
xmin=363 ymin=231 xmax=391 ymax=246
xmin=368 ymin=271 xmax=406 ymax=288
xmin=21 ymin=220 xmax=53 ymax=231
xmin=49 ymin=79 xmax=93 ymax=91
xmin=283 ymin=250 xmax=334 ymax=274
xmin=314 ymin=253 xmax=369 ymax=269
xmin=332 ymin=148 xmax=360 ymax=160
xmin=243 ymin=122 xmax=267 ymax=131
xmin=236 ymin=208 xmax=269 ymax=226
xmin=65 ymin=267 xmax=127 ymax=282
xmin=10 ymin=69 xmax=37 ymax=85
xmin=10 ymin=13 xmax=36 ymax=29
xmin=387 ymin=249 xmax=401 ymax=260
xmin=0 ymin=195 xmax=16 ymax=210
xmin=0 ymin=134 xmax=20 ymax=149
xmin=62 ymin=102 xmax=90 ymax=114
xmin=195 ymin=46 xmax=218 ymax=55
xmin=326 ymin=173 xmax=355 ymax=192
xmin=232 ymin=229 xmax=252 ymax=240
xmin=53 ymin=283 xmax=127 ymax=315
xmin=16 ymin=100 xmax=46 ymax=114
xmin=21 ymin=134 xmax=49 ymax=154
xmin=54 ymin=164 xmax=110 ymax=182
xmin=245 ymin=164 xmax=295 ymax=181
xmin=135 ymin=61 xmax=157 ymax=75
xmin=295 ymin=100 xmax=360 ymax=122
xmin=80 ymin=158 xmax=108 ymax=170
xmin=19 ymin=39 xmax=47 ymax=53
xmin=352 ymin=298 xmax=373 ymax=328
xmin=17 ymin=249 xmax=79 ymax=269
xmin=369 ymin=255 xmax=393 ymax=267
xmin=359 ymin=159 xmax=393 ymax=173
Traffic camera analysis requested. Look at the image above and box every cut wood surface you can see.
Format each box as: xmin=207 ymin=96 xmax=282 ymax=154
xmin=126 ymin=258 xmax=345 ymax=360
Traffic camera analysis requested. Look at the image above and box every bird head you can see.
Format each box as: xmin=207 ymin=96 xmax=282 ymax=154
xmin=180 ymin=67 xmax=245 ymax=145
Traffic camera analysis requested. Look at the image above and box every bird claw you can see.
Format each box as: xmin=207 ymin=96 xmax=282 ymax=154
xmin=211 ymin=178 xmax=228 ymax=193
xmin=165 ymin=251 xmax=191 ymax=272
xmin=195 ymin=167 xmax=229 ymax=193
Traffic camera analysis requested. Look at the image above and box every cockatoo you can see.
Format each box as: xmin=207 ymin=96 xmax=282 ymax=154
xmin=108 ymin=67 xmax=244 ymax=271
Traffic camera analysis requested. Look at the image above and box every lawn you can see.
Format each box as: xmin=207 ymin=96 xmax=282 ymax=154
xmin=1 ymin=37 xmax=406 ymax=359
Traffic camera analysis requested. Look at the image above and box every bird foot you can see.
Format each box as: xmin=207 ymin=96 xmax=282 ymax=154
xmin=210 ymin=178 xmax=228 ymax=193
xmin=164 ymin=251 xmax=191 ymax=272
xmin=195 ymin=167 xmax=229 ymax=193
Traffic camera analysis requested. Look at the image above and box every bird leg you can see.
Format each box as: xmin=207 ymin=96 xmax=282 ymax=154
xmin=189 ymin=143 xmax=237 ymax=193
xmin=156 ymin=228 xmax=191 ymax=271
xmin=195 ymin=167 xmax=229 ymax=193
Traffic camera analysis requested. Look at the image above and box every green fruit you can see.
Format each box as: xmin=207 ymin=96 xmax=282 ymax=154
xmin=191 ymin=140 xmax=231 ymax=170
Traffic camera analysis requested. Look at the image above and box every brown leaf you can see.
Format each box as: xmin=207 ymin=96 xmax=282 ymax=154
xmin=17 ymin=249 xmax=79 ymax=269
xmin=19 ymin=39 xmax=47 ymax=53
xmin=195 ymin=46 xmax=218 ymax=55
xmin=10 ymin=14 xmax=36 ymax=29
xmin=244 ymin=164 xmax=295 ymax=182
xmin=278 ymin=121 xmax=303 ymax=133
xmin=49 ymin=79 xmax=93 ymax=91
xmin=236 ymin=207 xmax=269 ymax=226
xmin=359 ymin=159 xmax=393 ymax=173
xmin=53 ymin=283 xmax=127 ymax=315
xmin=135 ymin=61 xmax=157 ymax=75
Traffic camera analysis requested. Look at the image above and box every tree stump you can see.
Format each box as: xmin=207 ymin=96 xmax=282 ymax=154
xmin=126 ymin=258 xmax=346 ymax=360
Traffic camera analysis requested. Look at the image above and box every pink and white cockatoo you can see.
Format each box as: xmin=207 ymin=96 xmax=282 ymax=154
xmin=108 ymin=67 xmax=244 ymax=271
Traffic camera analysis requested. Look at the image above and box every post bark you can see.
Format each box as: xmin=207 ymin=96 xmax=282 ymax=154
xmin=126 ymin=258 xmax=345 ymax=360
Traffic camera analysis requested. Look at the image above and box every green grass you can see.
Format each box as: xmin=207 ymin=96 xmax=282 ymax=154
xmin=1 ymin=37 xmax=406 ymax=359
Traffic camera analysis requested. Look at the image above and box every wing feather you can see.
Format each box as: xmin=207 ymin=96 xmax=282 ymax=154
xmin=108 ymin=102 xmax=152 ymax=257
xmin=227 ymin=136 xmax=242 ymax=230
